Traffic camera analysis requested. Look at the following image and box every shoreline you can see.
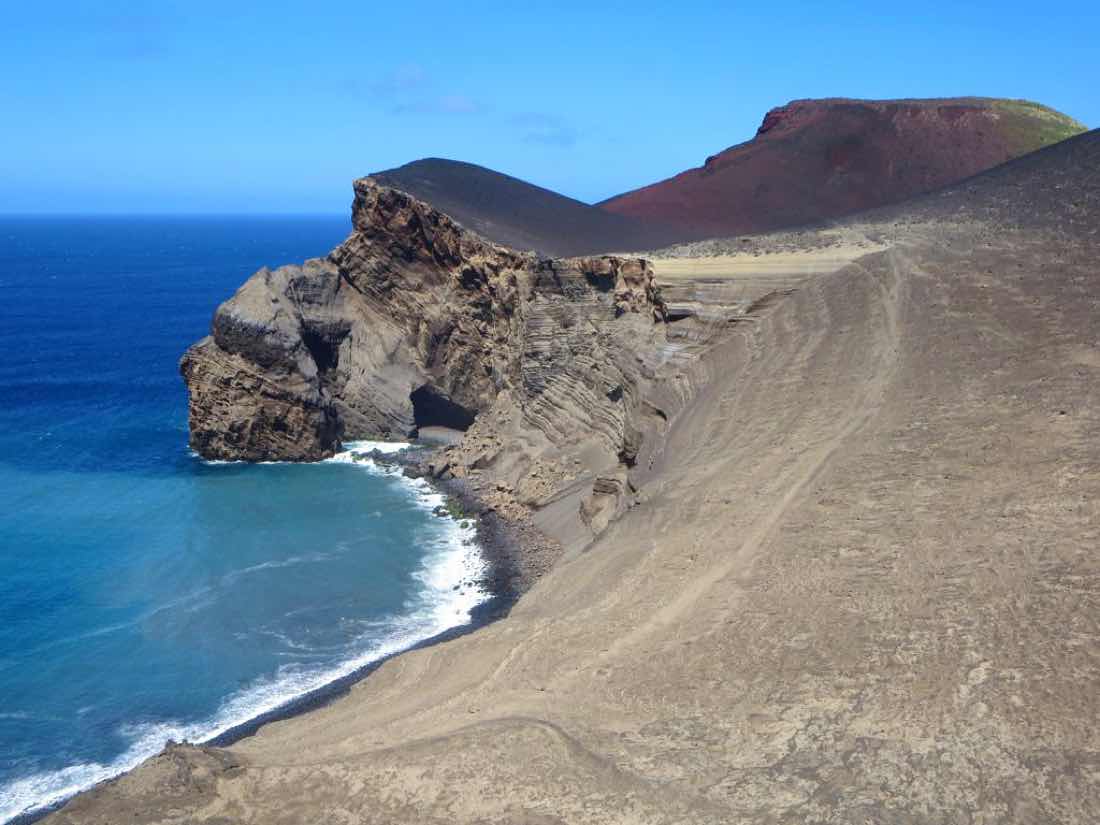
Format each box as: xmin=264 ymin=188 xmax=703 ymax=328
xmin=9 ymin=441 xmax=544 ymax=825
xmin=210 ymin=452 xmax=532 ymax=749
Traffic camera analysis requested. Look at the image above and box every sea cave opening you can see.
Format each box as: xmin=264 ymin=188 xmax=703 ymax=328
xmin=409 ymin=384 xmax=478 ymax=435
xmin=301 ymin=327 xmax=340 ymax=374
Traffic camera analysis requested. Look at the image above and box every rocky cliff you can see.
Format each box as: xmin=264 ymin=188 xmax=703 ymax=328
xmin=181 ymin=179 xmax=680 ymax=537
xmin=52 ymin=130 xmax=1100 ymax=825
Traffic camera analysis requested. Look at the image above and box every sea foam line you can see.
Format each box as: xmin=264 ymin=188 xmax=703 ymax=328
xmin=0 ymin=441 xmax=489 ymax=824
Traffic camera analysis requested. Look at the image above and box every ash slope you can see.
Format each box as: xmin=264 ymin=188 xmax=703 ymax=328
xmin=372 ymin=158 xmax=693 ymax=256
xmin=600 ymin=97 xmax=1087 ymax=236
xmin=52 ymin=131 xmax=1100 ymax=824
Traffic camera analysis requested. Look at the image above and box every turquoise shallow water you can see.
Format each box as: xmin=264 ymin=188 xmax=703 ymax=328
xmin=0 ymin=217 xmax=489 ymax=822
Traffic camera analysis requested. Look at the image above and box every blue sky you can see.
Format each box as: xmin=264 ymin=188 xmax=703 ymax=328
xmin=2 ymin=1 xmax=1096 ymax=213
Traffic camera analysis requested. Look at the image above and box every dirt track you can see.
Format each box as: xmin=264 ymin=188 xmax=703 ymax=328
xmin=48 ymin=132 xmax=1100 ymax=824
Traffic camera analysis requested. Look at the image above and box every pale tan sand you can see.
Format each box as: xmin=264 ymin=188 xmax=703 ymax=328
xmin=47 ymin=150 xmax=1100 ymax=824
xmin=648 ymin=243 xmax=882 ymax=280
xmin=650 ymin=243 xmax=885 ymax=327
xmin=413 ymin=425 xmax=466 ymax=446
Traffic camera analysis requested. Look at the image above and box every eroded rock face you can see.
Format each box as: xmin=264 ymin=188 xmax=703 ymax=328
xmin=181 ymin=179 xmax=674 ymax=534
xmin=181 ymin=259 xmax=346 ymax=461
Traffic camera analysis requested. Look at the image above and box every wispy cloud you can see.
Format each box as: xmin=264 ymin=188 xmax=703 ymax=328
xmin=364 ymin=65 xmax=487 ymax=116
xmin=366 ymin=64 xmax=428 ymax=98
xmin=435 ymin=94 xmax=483 ymax=115
xmin=359 ymin=66 xmax=580 ymax=147
xmin=510 ymin=112 xmax=579 ymax=147
xmin=392 ymin=93 xmax=486 ymax=116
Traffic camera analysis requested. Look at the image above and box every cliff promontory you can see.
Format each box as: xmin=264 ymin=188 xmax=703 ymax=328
xmin=181 ymin=178 xmax=680 ymax=538
xmin=52 ymin=127 xmax=1100 ymax=825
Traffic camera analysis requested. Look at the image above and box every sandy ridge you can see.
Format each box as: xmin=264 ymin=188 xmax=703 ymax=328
xmin=45 ymin=133 xmax=1100 ymax=824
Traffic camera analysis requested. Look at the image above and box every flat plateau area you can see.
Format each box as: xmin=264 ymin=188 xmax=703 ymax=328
xmin=49 ymin=134 xmax=1100 ymax=824
xmin=649 ymin=239 xmax=886 ymax=325
xmin=651 ymin=246 xmax=878 ymax=279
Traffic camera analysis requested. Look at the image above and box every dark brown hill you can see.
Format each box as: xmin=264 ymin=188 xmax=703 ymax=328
xmin=599 ymin=97 xmax=1086 ymax=236
xmin=370 ymin=158 xmax=692 ymax=256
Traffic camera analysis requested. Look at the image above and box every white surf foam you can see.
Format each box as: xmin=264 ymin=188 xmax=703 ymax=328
xmin=0 ymin=440 xmax=488 ymax=824
xmin=341 ymin=439 xmax=410 ymax=456
xmin=193 ymin=439 xmax=409 ymax=468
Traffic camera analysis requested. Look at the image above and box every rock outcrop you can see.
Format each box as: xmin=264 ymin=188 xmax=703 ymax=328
xmin=182 ymin=178 xmax=679 ymax=536
xmin=53 ymin=129 xmax=1100 ymax=825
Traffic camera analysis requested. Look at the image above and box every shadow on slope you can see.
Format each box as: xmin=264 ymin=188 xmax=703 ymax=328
xmin=370 ymin=158 xmax=696 ymax=257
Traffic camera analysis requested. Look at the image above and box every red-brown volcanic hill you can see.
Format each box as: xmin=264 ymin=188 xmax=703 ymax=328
xmin=599 ymin=97 xmax=1086 ymax=236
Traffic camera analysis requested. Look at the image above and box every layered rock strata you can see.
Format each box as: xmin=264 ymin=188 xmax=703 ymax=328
xmin=182 ymin=179 xmax=679 ymax=538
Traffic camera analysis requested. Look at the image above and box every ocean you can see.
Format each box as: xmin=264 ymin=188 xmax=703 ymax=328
xmin=0 ymin=217 xmax=490 ymax=822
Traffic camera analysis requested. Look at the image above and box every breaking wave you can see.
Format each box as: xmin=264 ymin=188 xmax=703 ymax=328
xmin=0 ymin=441 xmax=489 ymax=824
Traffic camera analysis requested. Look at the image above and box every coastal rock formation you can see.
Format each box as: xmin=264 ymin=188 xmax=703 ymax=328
xmin=599 ymin=97 xmax=1087 ymax=235
xmin=182 ymin=178 xmax=677 ymax=534
xmin=51 ymin=130 xmax=1100 ymax=825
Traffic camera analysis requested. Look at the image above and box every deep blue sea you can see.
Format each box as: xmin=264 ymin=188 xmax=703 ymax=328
xmin=0 ymin=217 xmax=488 ymax=822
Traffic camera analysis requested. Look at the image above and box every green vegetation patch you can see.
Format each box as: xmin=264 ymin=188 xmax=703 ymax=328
xmin=438 ymin=496 xmax=470 ymax=520
xmin=991 ymin=99 xmax=1088 ymax=152
xmin=431 ymin=496 xmax=472 ymax=522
